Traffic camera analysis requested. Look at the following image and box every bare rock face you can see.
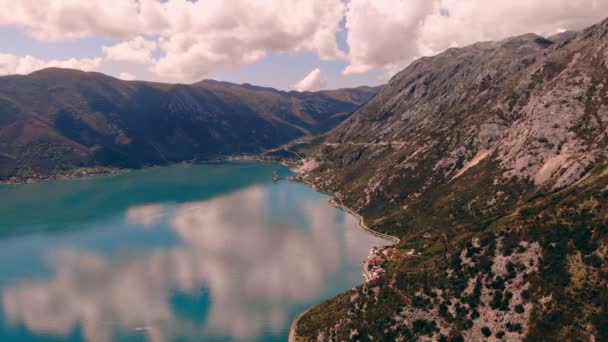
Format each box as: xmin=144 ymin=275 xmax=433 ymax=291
xmin=294 ymin=17 xmax=608 ymax=342
xmin=330 ymin=33 xmax=546 ymax=143
xmin=302 ymin=17 xmax=608 ymax=221
xmin=496 ymin=22 xmax=608 ymax=190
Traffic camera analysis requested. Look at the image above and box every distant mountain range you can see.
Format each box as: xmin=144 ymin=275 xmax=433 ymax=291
xmin=289 ymin=17 xmax=608 ymax=341
xmin=0 ymin=68 xmax=379 ymax=181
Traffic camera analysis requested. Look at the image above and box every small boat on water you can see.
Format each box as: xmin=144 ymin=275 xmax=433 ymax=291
xmin=272 ymin=170 xmax=282 ymax=182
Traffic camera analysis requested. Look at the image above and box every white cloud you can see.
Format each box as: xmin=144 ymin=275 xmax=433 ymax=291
xmin=118 ymin=72 xmax=137 ymax=81
xmin=150 ymin=0 xmax=347 ymax=82
xmin=343 ymin=0 xmax=608 ymax=76
xmin=0 ymin=0 xmax=347 ymax=82
xmin=0 ymin=0 xmax=167 ymax=41
xmin=293 ymin=68 xmax=327 ymax=92
xmin=102 ymin=36 xmax=157 ymax=65
xmin=0 ymin=53 xmax=101 ymax=76
xmin=1 ymin=0 xmax=608 ymax=83
xmin=0 ymin=54 xmax=18 ymax=76
xmin=344 ymin=0 xmax=435 ymax=75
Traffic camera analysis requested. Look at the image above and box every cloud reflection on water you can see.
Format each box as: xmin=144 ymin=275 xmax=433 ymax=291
xmin=126 ymin=204 xmax=166 ymax=228
xmin=2 ymin=185 xmax=379 ymax=341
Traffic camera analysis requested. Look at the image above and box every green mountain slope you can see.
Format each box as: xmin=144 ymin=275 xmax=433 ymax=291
xmin=0 ymin=68 xmax=379 ymax=181
xmin=287 ymin=17 xmax=608 ymax=341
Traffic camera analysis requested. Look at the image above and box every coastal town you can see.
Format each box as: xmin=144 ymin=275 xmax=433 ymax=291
xmin=1 ymin=166 xmax=127 ymax=185
xmin=362 ymin=246 xmax=417 ymax=282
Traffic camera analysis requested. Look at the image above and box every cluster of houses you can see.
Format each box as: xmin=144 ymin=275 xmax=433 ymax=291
xmin=362 ymin=246 xmax=397 ymax=282
xmin=362 ymin=246 xmax=419 ymax=282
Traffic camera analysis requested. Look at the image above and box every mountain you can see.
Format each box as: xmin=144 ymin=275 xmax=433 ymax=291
xmin=0 ymin=68 xmax=379 ymax=181
xmin=287 ymin=17 xmax=608 ymax=341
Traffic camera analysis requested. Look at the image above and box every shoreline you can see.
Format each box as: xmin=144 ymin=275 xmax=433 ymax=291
xmin=287 ymin=307 xmax=312 ymax=342
xmin=1 ymin=155 xmax=398 ymax=341
xmin=0 ymin=154 xmax=298 ymax=186
xmin=327 ymin=198 xmax=400 ymax=245
xmin=0 ymin=167 xmax=130 ymax=185
xmin=286 ymin=172 xmax=400 ymax=341
xmin=288 ymin=175 xmax=399 ymax=244
xmin=221 ymin=154 xmax=299 ymax=168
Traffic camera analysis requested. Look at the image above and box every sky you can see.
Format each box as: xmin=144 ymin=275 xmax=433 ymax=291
xmin=0 ymin=0 xmax=607 ymax=91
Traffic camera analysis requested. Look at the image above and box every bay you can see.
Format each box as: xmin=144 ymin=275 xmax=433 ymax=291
xmin=0 ymin=161 xmax=385 ymax=341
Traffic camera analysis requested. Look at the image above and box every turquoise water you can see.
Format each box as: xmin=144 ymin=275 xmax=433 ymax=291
xmin=0 ymin=162 xmax=385 ymax=342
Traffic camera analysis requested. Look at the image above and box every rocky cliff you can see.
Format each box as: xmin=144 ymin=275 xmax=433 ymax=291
xmin=291 ymin=17 xmax=608 ymax=341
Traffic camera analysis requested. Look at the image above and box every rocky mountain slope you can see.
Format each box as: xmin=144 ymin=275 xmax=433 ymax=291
xmin=288 ymin=17 xmax=608 ymax=341
xmin=0 ymin=69 xmax=378 ymax=182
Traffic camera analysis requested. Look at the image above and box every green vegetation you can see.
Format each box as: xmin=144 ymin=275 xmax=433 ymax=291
xmin=0 ymin=69 xmax=378 ymax=182
xmin=295 ymin=162 xmax=608 ymax=340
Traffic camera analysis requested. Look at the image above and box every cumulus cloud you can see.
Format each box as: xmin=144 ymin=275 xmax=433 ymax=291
xmin=293 ymin=68 xmax=327 ymax=92
xmin=0 ymin=0 xmax=167 ymax=41
xmin=343 ymin=0 xmax=608 ymax=76
xmin=0 ymin=0 xmax=347 ymax=82
xmin=151 ymin=1 xmax=346 ymax=82
xmin=0 ymin=53 xmax=101 ymax=76
xmin=118 ymin=72 xmax=136 ymax=81
xmin=103 ymin=36 xmax=157 ymax=65
xmin=343 ymin=0 xmax=435 ymax=75
xmin=1 ymin=0 xmax=607 ymax=82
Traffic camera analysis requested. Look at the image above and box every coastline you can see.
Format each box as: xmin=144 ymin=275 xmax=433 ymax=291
xmin=0 ymin=153 xmax=298 ymax=186
xmin=0 ymin=167 xmax=129 ymax=185
xmin=1 ymin=153 xmax=398 ymax=341
xmin=287 ymin=307 xmax=312 ymax=342
xmin=221 ymin=154 xmax=299 ymax=168
xmin=289 ymin=175 xmax=399 ymax=244
xmin=286 ymin=171 xmax=400 ymax=341
xmin=327 ymin=198 xmax=400 ymax=245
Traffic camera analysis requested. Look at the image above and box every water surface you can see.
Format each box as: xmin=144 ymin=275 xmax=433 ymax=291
xmin=0 ymin=162 xmax=385 ymax=341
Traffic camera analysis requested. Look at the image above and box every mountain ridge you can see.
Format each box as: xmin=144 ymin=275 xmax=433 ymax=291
xmin=285 ymin=17 xmax=608 ymax=341
xmin=0 ymin=68 xmax=379 ymax=182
